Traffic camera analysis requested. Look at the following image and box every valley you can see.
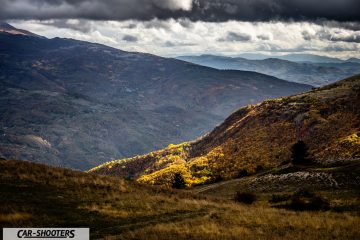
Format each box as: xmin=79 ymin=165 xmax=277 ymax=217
xmin=0 ymin=23 xmax=311 ymax=170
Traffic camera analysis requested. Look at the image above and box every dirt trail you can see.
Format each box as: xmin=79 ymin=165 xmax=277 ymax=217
xmin=191 ymin=177 xmax=251 ymax=194
xmin=92 ymin=210 xmax=208 ymax=239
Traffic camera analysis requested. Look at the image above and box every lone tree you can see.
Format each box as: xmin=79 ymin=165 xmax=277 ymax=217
xmin=291 ymin=140 xmax=311 ymax=165
xmin=172 ymin=173 xmax=186 ymax=189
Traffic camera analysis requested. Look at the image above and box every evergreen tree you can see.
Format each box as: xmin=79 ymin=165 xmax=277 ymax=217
xmin=172 ymin=173 xmax=186 ymax=189
xmin=291 ymin=140 xmax=311 ymax=165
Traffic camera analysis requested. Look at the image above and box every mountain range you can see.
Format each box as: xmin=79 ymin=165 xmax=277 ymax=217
xmin=0 ymin=23 xmax=311 ymax=170
xmin=177 ymin=55 xmax=360 ymax=86
xmin=237 ymin=53 xmax=360 ymax=63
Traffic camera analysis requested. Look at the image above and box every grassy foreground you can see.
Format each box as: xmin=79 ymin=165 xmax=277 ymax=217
xmin=1 ymin=160 xmax=359 ymax=239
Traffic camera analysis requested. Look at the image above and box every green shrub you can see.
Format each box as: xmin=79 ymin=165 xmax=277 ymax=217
xmin=289 ymin=195 xmax=330 ymax=211
xmin=269 ymin=194 xmax=291 ymax=203
xmin=289 ymin=190 xmax=329 ymax=211
xmin=294 ymin=189 xmax=315 ymax=198
xmin=270 ymin=190 xmax=330 ymax=211
xmin=234 ymin=192 xmax=256 ymax=204
xmin=172 ymin=173 xmax=186 ymax=189
xmin=236 ymin=169 xmax=248 ymax=178
xmin=255 ymin=165 xmax=264 ymax=172
xmin=291 ymin=140 xmax=312 ymax=165
xmin=210 ymin=174 xmax=223 ymax=183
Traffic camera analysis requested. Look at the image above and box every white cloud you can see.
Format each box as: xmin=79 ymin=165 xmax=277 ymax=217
xmin=9 ymin=19 xmax=360 ymax=59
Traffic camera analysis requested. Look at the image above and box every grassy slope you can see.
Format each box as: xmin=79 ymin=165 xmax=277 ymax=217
xmin=90 ymin=75 xmax=360 ymax=187
xmin=192 ymin=160 xmax=360 ymax=200
xmin=1 ymin=159 xmax=360 ymax=240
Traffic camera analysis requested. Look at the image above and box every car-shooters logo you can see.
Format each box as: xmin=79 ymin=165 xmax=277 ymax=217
xmin=3 ymin=228 xmax=89 ymax=240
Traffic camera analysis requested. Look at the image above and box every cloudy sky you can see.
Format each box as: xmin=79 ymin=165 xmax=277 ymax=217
xmin=2 ymin=0 xmax=360 ymax=58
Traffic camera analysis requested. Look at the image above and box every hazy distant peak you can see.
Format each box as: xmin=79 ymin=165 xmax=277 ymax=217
xmin=237 ymin=53 xmax=344 ymax=63
xmin=346 ymin=57 xmax=360 ymax=63
xmin=0 ymin=22 xmax=43 ymax=38
xmin=0 ymin=22 xmax=15 ymax=30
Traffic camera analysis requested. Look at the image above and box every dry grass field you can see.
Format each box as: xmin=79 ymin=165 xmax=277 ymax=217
xmin=1 ymin=159 xmax=359 ymax=239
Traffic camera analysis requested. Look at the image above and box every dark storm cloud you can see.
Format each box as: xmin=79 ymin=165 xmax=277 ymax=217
xmin=330 ymin=34 xmax=360 ymax=43
xmin=324 ymin=44 xmax=359 ymax=51
xmin=164 ymin=41 xmax=176 ymax=47
xmin=177 ymin=19 xmax=193 ymax=28
xmin=320 ymin=21 xmax=360 ymax=31
xmin=1 ymin=0 xmax=359 ymax=22
xmin=143 ymin=21 xmax=172 ymax=30
xmin=300 ymin=28 xmax=360 ymax=43
xmin=164 ymin=41 xmax=196 ymax=47
xmin=0 ymin=0 xmax=193 ymax=21
xmin=257 ymin=43 xmax=317 ymax=52
xmin=317 ymin=30 xmax=360 ymax=43
xmin=122 ymin=34 xmax=138 ymax=42
xmin=257 ymin=34 xmax=270 ymax=41
xmin=302 ymin=31 xmax=312 ymax=41
xmin=219 ymin=32 xmax=252 ymax=42
xmin=191 ymin=0 xmax=360 ymax=22
xmin=41 ymin=19 xmax=92 ymax=32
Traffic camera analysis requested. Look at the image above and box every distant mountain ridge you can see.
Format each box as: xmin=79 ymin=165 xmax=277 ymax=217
xmin=176 ymin=54 xmax=360 ymax=86
xmin=0 ymin=23 xmax=310 ymax=170
xmin=236 ymin=53 xmax=359 ymax=63
xmin=91 ymin=75 xmax=360 ymax=187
